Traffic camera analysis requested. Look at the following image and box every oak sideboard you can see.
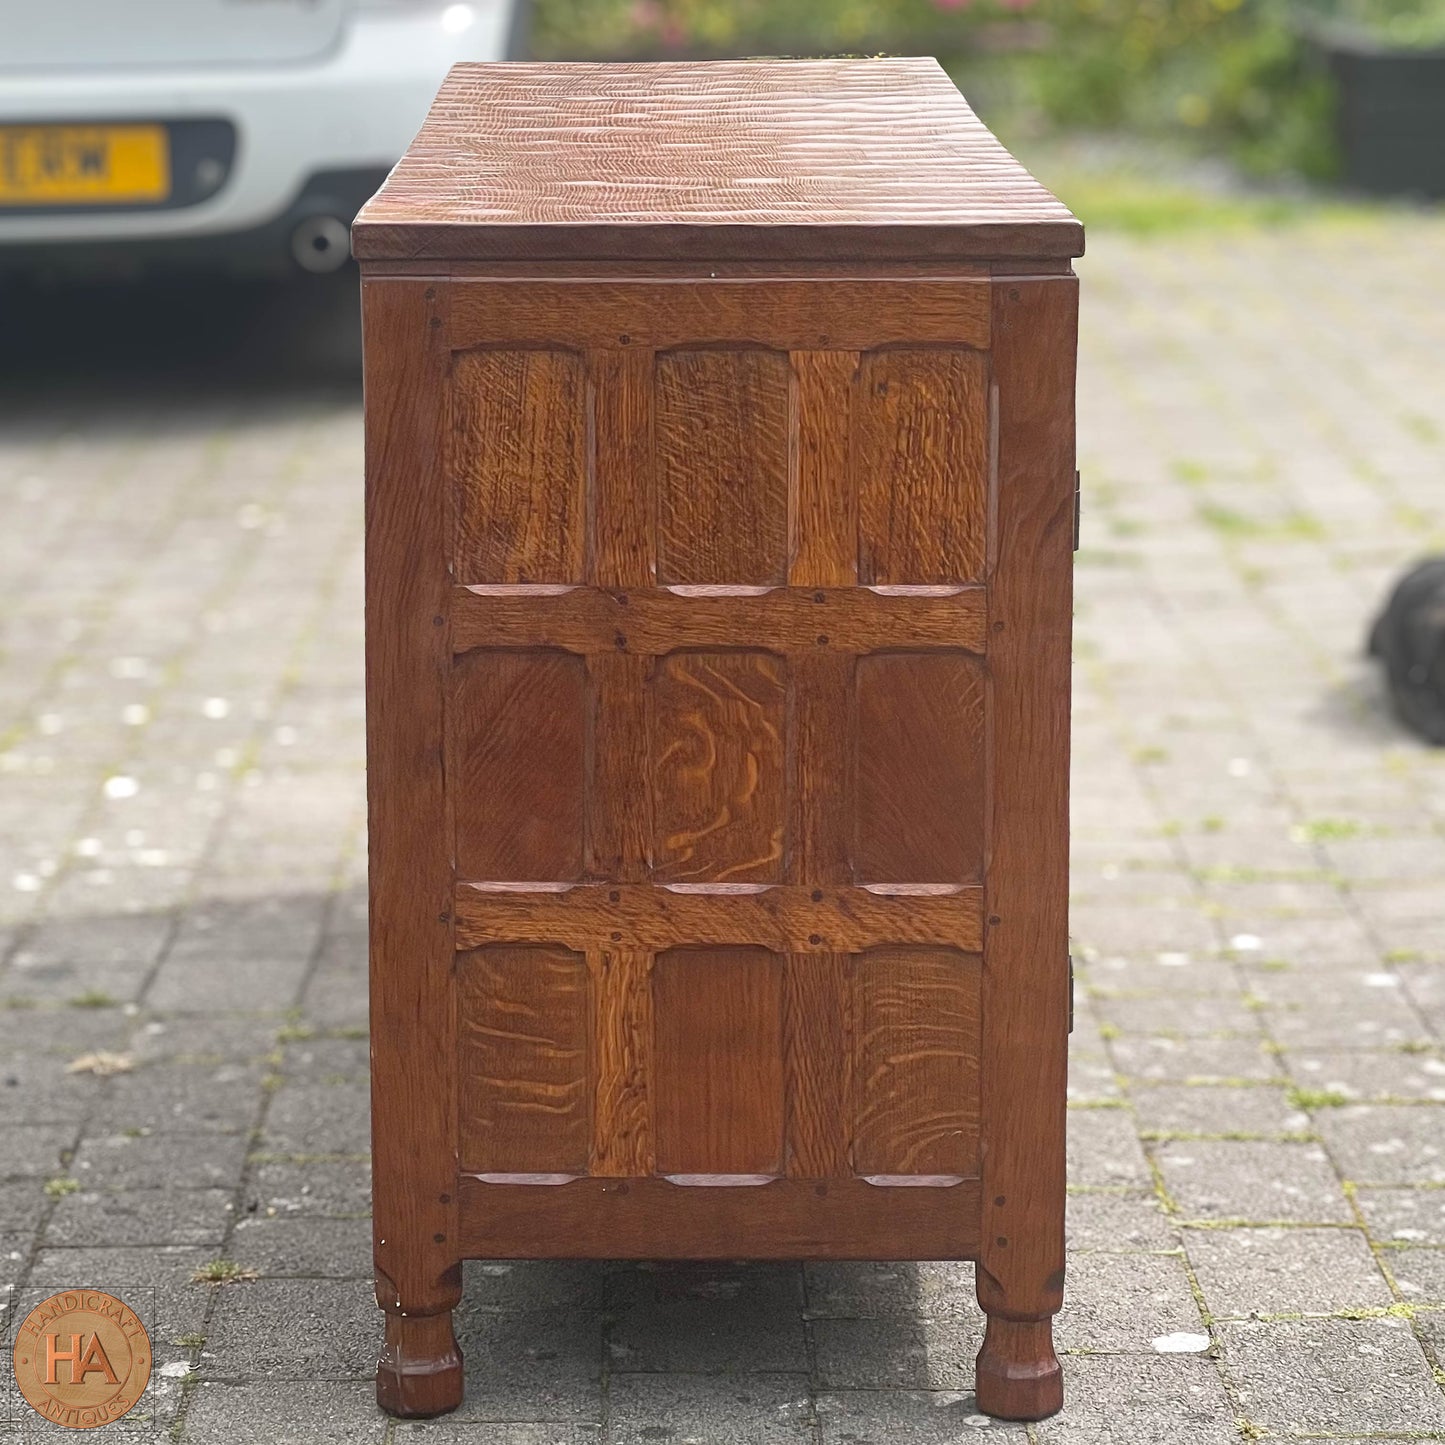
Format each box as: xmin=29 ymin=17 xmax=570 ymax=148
xmin=354 ymin=56 xmax=1083 ymax=1423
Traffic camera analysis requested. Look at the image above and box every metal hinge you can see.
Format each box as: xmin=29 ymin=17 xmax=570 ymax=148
xmin=1072 ymin=471 xmax=1081 ymax=551
xmin=1068 ymin=955 xmax=1076 ymax=1033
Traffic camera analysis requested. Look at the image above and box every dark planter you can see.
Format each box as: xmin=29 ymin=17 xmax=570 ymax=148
xmin=1323 ymin=34 xmax=1445 ymax=197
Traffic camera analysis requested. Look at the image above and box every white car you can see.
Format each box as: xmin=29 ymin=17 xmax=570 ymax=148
xmin=0 ymin=0 xmax=523 ymax=275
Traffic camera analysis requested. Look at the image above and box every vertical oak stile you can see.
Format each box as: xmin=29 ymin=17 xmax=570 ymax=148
xmin=589 ymin=343 xmax=656 ymax=1174
xmin=364 ymin=278 xmax=460 ymax=1317
xmin=783 ymin=346 xmax=857 ymax=1178
xmin=976 ymin=276 xmax=1077 ymax=1324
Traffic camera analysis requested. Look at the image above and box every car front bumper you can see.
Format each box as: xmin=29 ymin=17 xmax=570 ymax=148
xmin=0 ymin=4 xmax=514 ymax=259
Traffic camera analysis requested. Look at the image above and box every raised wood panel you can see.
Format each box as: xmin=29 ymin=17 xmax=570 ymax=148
xmin=654 ymin=349 xmax=790 ymax=585
xmin=454 ymin=883 xmax=985 ymax=955
xmin=856 ymin=348 xmax=989 ymax=585
xmin=852 ymin=948 xmax=981 ymax=1178
xmin=651 ymin=650 xmax=786 ymax=884
xmin=451 ymin=584 xmax=987 ymax=656
xmin=652 ymin=947 xmax=785 ymax=1177
xmin=853 ymin=652 xmax=985 ymax=886
xmin=457 ymin=945 xmax=591 ymax=1176
xmin=452 ymin=650 xmax=586 ymax=882
xmin=450 ymin=348 xmax=588 ymax=584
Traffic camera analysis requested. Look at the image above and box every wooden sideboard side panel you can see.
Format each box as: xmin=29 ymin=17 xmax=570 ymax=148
xmin=440 ymin=278 xmax=998 ymax=1243
xmin=363 ymin=279 xmax=463 ymax=1407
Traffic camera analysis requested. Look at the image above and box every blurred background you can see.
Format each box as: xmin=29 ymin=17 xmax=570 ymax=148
xmin=3 ymin=7 xmax=1445 ymax=1438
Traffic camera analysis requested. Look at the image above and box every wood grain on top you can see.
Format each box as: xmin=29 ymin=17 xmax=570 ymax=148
xmin=352 ymin=58 xmax=1082 ymax=262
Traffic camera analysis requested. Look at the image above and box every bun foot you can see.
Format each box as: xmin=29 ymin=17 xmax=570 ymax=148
xmin=377 ymin=1311 xmax=463 ymax=1418
xmin=975 ymin=1315 xmax=1063 ymax=1421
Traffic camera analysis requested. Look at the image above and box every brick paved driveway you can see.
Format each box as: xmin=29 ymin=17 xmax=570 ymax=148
xmin=2 ymin=216 xmax=1444 ymax=1441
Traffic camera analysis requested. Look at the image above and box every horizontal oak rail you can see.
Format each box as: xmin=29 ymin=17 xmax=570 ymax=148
xmin=451 ymin=584 xmax=987 ymax=656
xmin=456 ymin=1175 xmax=981 ymax=1260
xmin=444 ymin=279 xmax=991 ymax=351
xmin=454 ymin=882 xmax=985 ymax=954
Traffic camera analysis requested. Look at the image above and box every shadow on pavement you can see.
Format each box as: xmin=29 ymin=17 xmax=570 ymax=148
xmin=0 ymin=267 xmax=362 ymax=414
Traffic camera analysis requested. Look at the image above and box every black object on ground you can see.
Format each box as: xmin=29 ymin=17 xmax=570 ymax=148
xmin=1369 ymin=556 xmax=1445 ymax=745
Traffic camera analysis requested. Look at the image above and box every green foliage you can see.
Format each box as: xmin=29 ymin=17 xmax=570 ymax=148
xmin=1019 ymin=0 xmax=1338 ymax=179
xmin=528 ymin=0 xmax=1364 ymax=179
xmin=1306 ymin=0 xmax=1445 ymax=47
xmin=529 ymin=0 xmax=1021 ymax=57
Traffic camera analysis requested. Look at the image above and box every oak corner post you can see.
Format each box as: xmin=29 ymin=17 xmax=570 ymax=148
xmin=363 ymin=277 xmax=464 ymax=1418
xmin=974 ymin=273 xmax=1078 ymax=1423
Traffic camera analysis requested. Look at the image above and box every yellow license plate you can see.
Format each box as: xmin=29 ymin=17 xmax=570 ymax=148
xmin=0 ymin=124 xmax=170 ymax=206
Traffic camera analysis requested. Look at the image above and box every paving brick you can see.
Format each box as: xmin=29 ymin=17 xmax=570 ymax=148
xmin=1108 ymin=1034 xmax=1283 ymax=1084
xmin=1386 ymin=1248 xmax=1445 ymax=1303
xmin=608 ymin=1373 xmax=812 ymax=1444
xmin=1066 ymin=1107 xmax=1152 ymax=1188
xmin=145 ymin=952 xmax=310 ymax=1015
xmin=25 ymin=1246 xmax=211 ymax=1344
xmin=804 ymin=1260 xmax=976 ymax=1320
xmin=449 ymin=1309 xmax=602 ymax=1422
xmin=1033 ymin=1355 xmax=1237 ymax=1445
xmin=228 ymin=1215 xmax=371 ymax=1279
xmin=183 ymin=1380 xmax=385 ymax=1445
xmin=608 ymin=1295 xmax=807 ymax=1375
xmin=43 ymin=1187 xmax=233 ymax=1249
xmin=1255 ymin=971 xmax=1432 ymax=1050
xmin=89 ymin=1061 xmax=265 ymax=1135
xmin=203 ymin=1279 xmax=377 ymax=1380
xmin=817 ymin=1390 xmax=1027 ymax=1443
xmin=70 ymin=1131 xmax=248 ymax=1193
xmin=395 ymin=1427 xmax=599 ymax=1445
xmin=1130 ymin=1083 xmax=1304 ymax=1138
xmin=1316 ymin=1105 xmax=1445 ymax=1185
xmin=1355 ymin=1187 xmax=1445 ymax=1246
xmin=1187 ymin=1226 xmax=1391 ymax=1318
xmin=1066 ymin=1190 xmax=1175 ymax=1251
xmin=1067 ymin=1045 xmax=1123 ymax=1103
xmin=463 ymin=1260 xmax=612 ymax=1313
xmin=0 ymin=1126 xmax=76 ymax=1179
xmin=810 ymin=1316 xmax=983 ymax=1391
xmin=249 ymin=1160 xmax=371 ymax=1220
xmin=1289 ymin=1047 xmax=1445 ymax=1103
xmin=1056 ymin=1251 xmax=1203 ymax=1351
xmin=1219 ymin=1316 xmax=1445 ymax=1434
xmin=1155 ymin=1140 xmax=1352 ymax=1222
xmin=606 ymin=1260 xmax=800 ymax=1312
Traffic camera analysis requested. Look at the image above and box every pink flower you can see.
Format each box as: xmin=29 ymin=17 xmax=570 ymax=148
xmin=628 ymin=0 xmax=662 ymax=28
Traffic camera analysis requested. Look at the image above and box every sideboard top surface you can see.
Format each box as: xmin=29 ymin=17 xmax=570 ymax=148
xmin=352 ymin=57 xmax=1083 ymax=264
